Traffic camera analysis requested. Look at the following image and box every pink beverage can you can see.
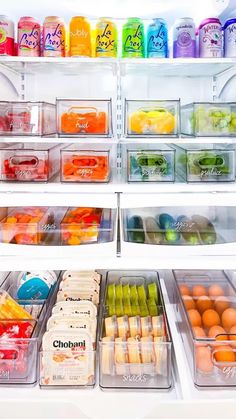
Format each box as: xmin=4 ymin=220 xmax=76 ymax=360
xmin=43 ymin=16 xmax=65 ymax=57
xmin=199 ymin=18 xmax=222 ymax=58
xmin=18 ymin=17 xmax=40 ymax=57
xmin=0 ymin=15 xmax=14 ymax=56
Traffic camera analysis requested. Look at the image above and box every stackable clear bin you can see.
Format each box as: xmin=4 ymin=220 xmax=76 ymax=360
xmin=173 ymin=270 xmax=236 ymax=387
xmin=99 ymin=270 xmax=172 ymax=390
xmin=181 ymin=102 xmax=236 ymax=137
xmin=0 ymin=144 xmax=60 ymax=182
xmin=40 ymin=270 xmax=101 ymax=388
xmin=125 ymin=99 xmax=180 ymax=137
xmin=0 ymin=102 xmax=56 ymax=136
xmin=123 ymin=207 xmax=236 ymax=246
xmin=0 ymin=271 xmax=59 ymax=386
xmin=123 ymin=144 xmax=175 ymax=182
xmin=0 ymin=207 xmax=55 ymax=245
xmin=60 ymin=145 xmax=110 ymax=183
xmin=57 ymin=99 xmax=112 ymax=137
xmin=60 ymin=207 xmax=115 ymax=245
xmin=175 ymin=144 xmax=235 ymax=183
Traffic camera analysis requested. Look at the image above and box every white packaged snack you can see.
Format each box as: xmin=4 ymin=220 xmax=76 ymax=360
xmin=59 ymin=278 xmax=100 ymax=293
xmin=47 ymin=315 xmax=97 ymax=341
xmin=62 ymin=270 xmax=101 ymax=284
xmin=56 ymin=289 xmax=99 ymax=305
xmin=41 ymin=329 xmax=95 ymax=386
xmin=52 ymin=300 xmax=97 ymax=318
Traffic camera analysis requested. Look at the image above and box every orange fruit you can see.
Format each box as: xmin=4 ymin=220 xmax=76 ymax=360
xmin=229 ymin=325 xmax=236 ymax=341
xmin=192 ymin=285 xmax=208 ymax=298
xmin=213 ymin=345 xmax=236 ymax=363
xmin=196 ymin=296 xmax=213 ymax=314
xmin=222 ymin=308 xmax=236 ymax=331
xmin=182 ymin=295 xmax=196 ymax=310
xmin=202 ymin=309 xmax=220 ymax=329
xmin=208 ymin=284 xmax=225 ymax=298
xmin=208 ymin=325 xmax=227 ymax=341
xmin=214 ymin=296 xmax=230 ymax=316
xmin=179 ymin=284 xmax=191 ymax=296
xmin=188 ymin=309 xmax=202 ymax=327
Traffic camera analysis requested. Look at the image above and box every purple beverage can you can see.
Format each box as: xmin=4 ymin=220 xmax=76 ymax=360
xmin=173 ymin=17 xmax=196 ymax=58
xmin=223 ymin=18 xmax=236 ymax=57
xmin=199 ymin=18 xmax=222 ymax=58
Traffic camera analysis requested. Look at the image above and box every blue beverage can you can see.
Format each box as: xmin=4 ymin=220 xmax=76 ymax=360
xmin=223 ymin=18 xmax=236 ymax=57
xmin=147 ymin=18 xmax=168 ymax=58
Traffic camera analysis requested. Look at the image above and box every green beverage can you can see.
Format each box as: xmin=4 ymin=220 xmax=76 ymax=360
xmin=122 ymin=17 xmax=145 ymax=58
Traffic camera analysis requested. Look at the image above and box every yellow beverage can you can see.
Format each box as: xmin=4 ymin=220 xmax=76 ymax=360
xmin=69 ymin=16 xmax=91 ymax=57
xmin=95 ymin=18 xmax=118 ymax=58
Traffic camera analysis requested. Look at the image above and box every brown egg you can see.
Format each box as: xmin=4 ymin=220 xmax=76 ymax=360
xmin=192 ymin=285 xmax=208 ymax=298
xmin=208 ymin=325 xmax=228 ymax=341
xmin=196 ymin=296 xmax=213 ymax=314
xmin=213 ymin=345 xmax=236 ymax=363
xmin=222 ymin=308 xmax=236 ymax=331
xmin=202 ymin=309 xmax=220 ymax=329
xmin=229 ymin=325 xmax=236 ymax=341
xmin=182 ymin=295 xmax=196 ymax=310
xmin=196 ymin=346 xmax=214 ymax=373
xmin=214 ymin=296 xmax=230 ymax=316
xmin=208 ymin=284 xmax=225 ymax=298
xmin=188 ymin=309 xmax=202 ymax=327
xmin=193 ymin=326 xmax=206 ymax=338
xmin=179 ymin=284 xmax=191 ymax=296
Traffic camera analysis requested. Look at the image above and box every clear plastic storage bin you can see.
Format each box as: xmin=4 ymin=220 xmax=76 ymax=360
xmin=0 ymin=207 xmax=55 ymax=245
xmin=99 ymin=270 xmax=172 ymax=390
xmin=173 ymin=269 xmax=236 ymax=387
xmin=181 ymin=102 xmax=236 ymax=137
xmin=57 ymin=99 xmax=112 ymax=137
xmin=125 ymin=100 xmax=180 ymax=137
xmin=0 ymin=144 xmax=60 ymax=182
xmin=40 ymin=270 xmax=101 ymax=388
xmin=124 ymin=144 xmax=175 ymax=182
xmin=123 ymin=207 xmax=236 ymax=246
xmin=0 ymin=102 xmax=56 ymax=136
xmin=175 ymin=144 xmax=235 ymax=183
xmin=60 ymin=207 xmax=115 ymax=245
xmin=60 ymin=145 xmax=110 ymax=183
xmin=0 ymin=270 xmax=59 ymax=386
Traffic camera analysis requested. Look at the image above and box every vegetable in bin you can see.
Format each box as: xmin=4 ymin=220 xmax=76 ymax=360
xmin=188 ymin=152 xmax=230 ymax=176
xmin=127 ymin=215 xmax=145 ymax=243
xmin=191 ymin=105 xmax=236 ymax=134
xmin=191 ymin=215 xmax=217 ymax=245
xmin=158 ymin=213 xmax=180 ymax=243
xmin=176 ymin=215 xmax=200 ymax=245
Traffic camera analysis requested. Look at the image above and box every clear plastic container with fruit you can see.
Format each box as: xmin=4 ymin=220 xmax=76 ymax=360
xmin=175 ymin=144 xmax=235 ymax=183
xmin=125 ymin=100 xmax=180 ymax=137
xmin=0 ymin=102 xmax=56 ymax=136
xmin=181 ymin=102 xmax=236 ymax=137
xmin=173 ymin=269 xmax=236 ymax=387
xmin=99 ymin=270 xmax=172 ymax=390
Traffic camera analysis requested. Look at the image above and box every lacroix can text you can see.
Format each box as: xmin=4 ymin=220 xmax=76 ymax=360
xmin=43 ymin=16 xmax=66 ymax=57
xmin=18 ymin=16 xmax=40 ymax=57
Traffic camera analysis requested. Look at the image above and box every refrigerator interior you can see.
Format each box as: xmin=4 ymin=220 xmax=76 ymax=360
xmin=1 ymin=0 xmax=236 ymax=418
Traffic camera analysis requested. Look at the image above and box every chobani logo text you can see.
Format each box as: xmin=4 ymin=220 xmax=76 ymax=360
xmin=53 ymin=340 xmax=86 ymax=349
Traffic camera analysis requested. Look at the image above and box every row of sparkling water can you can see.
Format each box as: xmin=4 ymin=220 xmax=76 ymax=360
xmin=0 ymin=15 xmax=236 ymax=58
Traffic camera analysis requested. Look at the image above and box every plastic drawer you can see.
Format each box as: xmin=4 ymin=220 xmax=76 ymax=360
xmin=0 ymin=102 xmax=56 ymax=136
xmin=173 ymin=269 xmax=236 ymax=387
xmin=57 ymin=99 xmax=112 ymax=137
xmin=181 ymin=102 xmax=236 ymax=137
xmin=123 ymin=144 xmax=175 ymax=182
xmin=0 ymin=270 xmax=59 ymax=386
xmin=99 ymin=270 xmax=172 ymax=390
xmin=61 ymin=145 xmax=110 ymax=183
xmin=0 ymin=144 xmax=60 ymax=182
xmin=124 ymin=99 xmax=180 ymax=137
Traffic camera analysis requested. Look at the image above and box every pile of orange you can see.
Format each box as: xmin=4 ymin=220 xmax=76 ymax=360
xmin=179 ymin=282 xmax=236 ymax=373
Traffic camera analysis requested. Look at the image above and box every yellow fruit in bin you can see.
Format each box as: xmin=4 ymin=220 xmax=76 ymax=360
xmin=147 ymin=109 xmax=176 ymax=134
xmin=128 ymin=110 xmax=148 ymax=134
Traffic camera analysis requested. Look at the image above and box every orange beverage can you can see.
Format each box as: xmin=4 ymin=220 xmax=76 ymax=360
xmin=69 ymin=16 xmax=91 ymax=57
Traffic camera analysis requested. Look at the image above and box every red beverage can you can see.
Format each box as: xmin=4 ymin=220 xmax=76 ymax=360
xmin=18 ymin=16 xmax=40 ymax=57
xmin=0 ymin=15 xmax=14 ymax=56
